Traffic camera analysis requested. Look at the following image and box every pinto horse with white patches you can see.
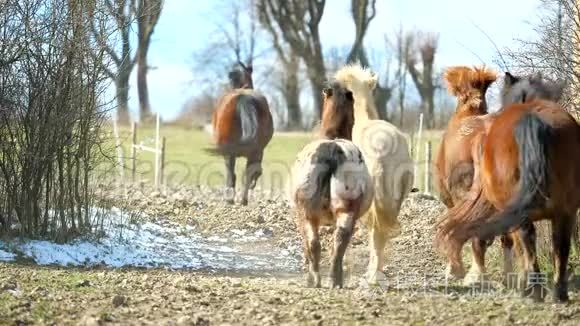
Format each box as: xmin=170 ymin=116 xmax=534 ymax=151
xmin=205 ymin=64 xmax=273 ymax=205
xmin=290 ymin=139 xmax=373 ymax=288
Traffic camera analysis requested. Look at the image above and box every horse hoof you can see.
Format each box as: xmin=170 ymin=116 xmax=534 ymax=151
xmin=445 ymin=264 xmax=466 ymax=281
xmin=463 ymin=270 xmax=488 ymax=287
xmin=240 ymin=199 xmax=248 ymax=206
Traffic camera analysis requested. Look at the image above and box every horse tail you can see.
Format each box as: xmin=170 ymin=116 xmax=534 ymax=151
xmin=475 ymin=112 xmax=553 ymax=240
xmin=297 ymin=142 xmax=346 ymax=212
xmin=204 ymin=94 xmax=259 ymax=156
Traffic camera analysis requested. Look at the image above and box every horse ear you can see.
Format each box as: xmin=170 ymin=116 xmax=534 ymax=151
xmin=504 ymin=72 xmax=519 ymax=86
xmin=322 ymin=87 xmax=333 ymax=98
xmin=367 ymin=73 xmax=378 ymax=91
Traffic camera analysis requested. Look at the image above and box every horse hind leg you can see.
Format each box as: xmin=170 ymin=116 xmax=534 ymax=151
xmin=225 ymin=155 xmax=236 ymax=204
xmin=500 ymin=233 xmax=515 ymax=288
xmin=330 ymin=213 xmax=354 ymax=289
xmin=518 ymin=221 xmax=545 ymax=302
xmin=240 ymin=151 xmax=263 ymax=206
xmin=551 ymin=213 xmax=574 ymax=303
xmin=463 ymin=238 xmax=489 ymax=286
xmin=366 ymin=222 xmax=388 ymax=286
xmin=300 ymin=219 xmax=321 ymax=288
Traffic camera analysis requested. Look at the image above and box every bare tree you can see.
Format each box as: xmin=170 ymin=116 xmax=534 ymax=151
xmin=258 ymin=3 xmax=303 ymax=129
xmin=136 ymin=0 xmax=163 ymax=122
xmin=194 ymin=0 xmax=265 ymax=90
xmin=257 ymin=0 xmax=327 ymax=119
xmin=407 ymin=32 xmax=439 ymax=129
xmin=346 ymin=0 xmax=392 ymax=120
xmin=0 ymin=0 xmax=112 ymax=238
xmin=273 ymin=53 xmax=303 ymax=129
xmin=387 ymin=27 xmax=413 ymax=128
xmin=89 ymin=0 xmax=137 ymax=124
xmin=504 ymin=0 xmax=579 ymax=121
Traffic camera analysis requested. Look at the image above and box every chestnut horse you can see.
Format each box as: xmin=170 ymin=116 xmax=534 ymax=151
xmin=436 ymin=73 xmax=580 ymax=302
xmin=329 ymin=64 xmax=414 ymax=285
xmin=435 ymin=66 xmax=515 ymax=285
xmin=290 ymin=138 xmax=373 ymax=288
xmin=205 ymin=64 xmax=273 ymax=205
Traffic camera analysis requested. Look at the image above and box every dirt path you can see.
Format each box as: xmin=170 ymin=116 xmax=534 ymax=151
xmin=1 ymin=188 xmax=580 ymax=325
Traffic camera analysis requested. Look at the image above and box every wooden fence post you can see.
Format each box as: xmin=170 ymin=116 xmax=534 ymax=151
xmin=112 ymin=117 xmax=124 ymax=184
xmin=160 ymin=136 xmax=166 ymax=186
xmin=425 ymin=141 xmax=432 ymax=194
xmin=131 ymin=122 xmax=137 ymax=183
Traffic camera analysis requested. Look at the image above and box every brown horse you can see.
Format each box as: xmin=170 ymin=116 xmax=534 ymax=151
xmin=319 ymin=81 xmax=355 ymax=140
xmin=435 ymin=66 xmax=510 ymax=283
xmin=436 ymin=73 xmax=580 ymax=302
xmin=205 ymin=64 xmax=273 ymax=205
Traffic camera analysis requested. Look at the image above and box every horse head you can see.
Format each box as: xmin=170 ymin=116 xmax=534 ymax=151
xmin=443 ymin=66 xmax=497 ymax=115
xmin=320 ymin=80 xmax=355 ymax=140
xmin=501 ymin=71 xmax=566 ymax=106
xmin=227 ymin=61 xmax=254 ymax=90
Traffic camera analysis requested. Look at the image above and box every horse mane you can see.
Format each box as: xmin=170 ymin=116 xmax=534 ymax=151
xmin=334 ymin=64 xmax=379 ymax=120
xmin=444 ymin=66 xmax=497 ymax=95
xmin=501 ymin=71 xmax=566 ymax=106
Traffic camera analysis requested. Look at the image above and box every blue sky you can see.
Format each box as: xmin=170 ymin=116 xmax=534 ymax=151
xmin=125 ymin=0 xmax=543 ymax=121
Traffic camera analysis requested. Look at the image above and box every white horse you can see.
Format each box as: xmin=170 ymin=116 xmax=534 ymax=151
xmin=334 ymin=64 xmax=415 ymax=284
xmin=289 ymin=138 xmax=374 ymax=288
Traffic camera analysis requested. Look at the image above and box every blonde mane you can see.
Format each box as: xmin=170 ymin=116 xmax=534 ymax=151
xmin=334 ymin=64 xmax=379 ymax=120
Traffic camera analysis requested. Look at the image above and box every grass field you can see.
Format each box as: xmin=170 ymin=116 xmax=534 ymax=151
xmin=107 ymin=124 xmax=443 ymax=193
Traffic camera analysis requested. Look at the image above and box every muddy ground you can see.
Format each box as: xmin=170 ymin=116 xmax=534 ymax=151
xmin=1 ymin=185 xmax=580 ymax=325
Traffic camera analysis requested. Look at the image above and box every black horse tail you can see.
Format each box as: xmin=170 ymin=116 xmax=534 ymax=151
xmin=298 ymin=142 xmax=346 ymax=212
xmin=204 ymin=94 xmax=259 ymax=156
xmin=476 ymin=112 xmax=552 ymax=240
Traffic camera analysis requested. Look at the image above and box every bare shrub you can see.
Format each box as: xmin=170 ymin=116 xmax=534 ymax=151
xmin=0 ymin=0 xmax=113 ymax=240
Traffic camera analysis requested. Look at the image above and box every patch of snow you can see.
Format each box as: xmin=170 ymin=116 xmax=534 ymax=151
xmin=0 ymin=209 xmax=300 ymax=273
xmin=0 ymin=248 xmax=15 ymax=261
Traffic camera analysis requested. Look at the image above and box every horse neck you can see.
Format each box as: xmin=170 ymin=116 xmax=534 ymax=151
xmin=454 ymin=98 xmax=488 ymax=119
xmin=353 ymin=95 xmax=379 ymax=122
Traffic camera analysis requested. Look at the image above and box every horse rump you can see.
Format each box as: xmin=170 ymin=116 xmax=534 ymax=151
xmin=294 ymin=141 xmax=347 ymax=213
xmin=475 ymin=112 xmax=552 ymax=240
xmin=204 ymin=93 xmax=260 ymax=157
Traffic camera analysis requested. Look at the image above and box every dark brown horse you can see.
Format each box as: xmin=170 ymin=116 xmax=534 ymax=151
xmin=436 ymin=73 xmax=580 ymax=302
xmin=435 ymin=66 xmax=516 ymax=284
xmin=205 ymin=64 xmax=273 ymax=205
xmin=319 ymin=81 xmax=355 ymax=140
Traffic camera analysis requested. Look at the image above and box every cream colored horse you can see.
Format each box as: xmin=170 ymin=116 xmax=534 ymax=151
xmin=334 ymin=64 xmax=415 ymax=284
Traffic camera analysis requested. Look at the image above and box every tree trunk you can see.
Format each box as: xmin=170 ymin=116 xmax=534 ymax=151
xmin=137 ymin=47 xmax=152 ymax=122
xmin=427 ymin=92 xmax=435 ymax=129
xmin=115 ymin=73 xmax=130 ymax=124
xmin=374 ymin=86 xmax=390 ymax=121
xmin=284 ymin=57 xmax=302 ymax=130
xmin=307 ymin=55 xmax=326 ymax=119
xmin=398 ymin=94 xmax=405 ymax=128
